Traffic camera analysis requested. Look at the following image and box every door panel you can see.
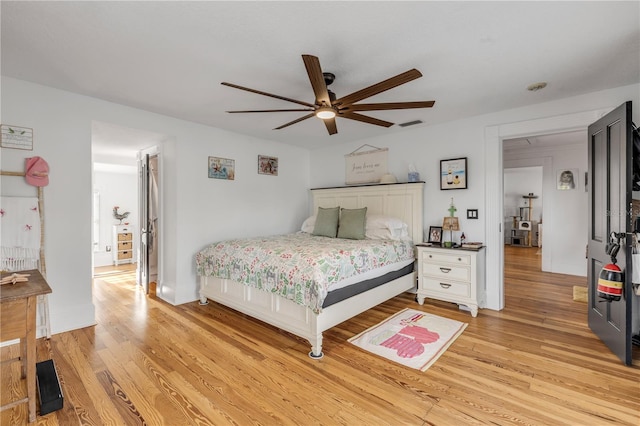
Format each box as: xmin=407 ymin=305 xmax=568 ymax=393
xmin=587 ymin=101 xmax=634 ymax=365
xmin=138 ymin=153 xmax=150 ymax=294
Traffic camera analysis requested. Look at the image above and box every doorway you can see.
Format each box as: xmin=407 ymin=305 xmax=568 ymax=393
xmin=138 ymin=148 xmax=161 ymax=295
xmin=502 ymin=132 xmax=587 ymax=278
xmin=484 ymin=108 xmax=611 ymax=310
xmin=91 ymin=121 xmax=165 ymax=289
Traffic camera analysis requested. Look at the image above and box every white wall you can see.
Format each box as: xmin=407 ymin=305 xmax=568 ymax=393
xmin=311 ymin=119 xmax=488 ymax=245
xmin=504 ymin=167 xmax=543 ymax=223
xmin=1 ymin=76 xmax=311 ymax=335
xmin=93 ymin=167 xmax=138 ymax=267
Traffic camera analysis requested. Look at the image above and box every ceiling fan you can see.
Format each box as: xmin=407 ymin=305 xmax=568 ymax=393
xmin=221 ymin=54 xmax=435 ymax=135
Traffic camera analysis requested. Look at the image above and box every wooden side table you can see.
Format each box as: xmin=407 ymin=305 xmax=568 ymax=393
xmin=1 ymin=269 xmax=52 ymax=422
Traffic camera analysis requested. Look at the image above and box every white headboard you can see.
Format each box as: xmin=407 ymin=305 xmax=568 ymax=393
xmin=310 ymin=183 xmax=424 ymax=244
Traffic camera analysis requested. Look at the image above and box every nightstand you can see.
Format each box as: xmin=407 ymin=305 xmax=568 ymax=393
xmin=416 ymin=245 xmax=486 ymax=317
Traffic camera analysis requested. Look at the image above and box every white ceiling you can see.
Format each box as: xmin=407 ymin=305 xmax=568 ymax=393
xmin=503 ymin=130 xmax=587 ymax=152
xmin=2 ymin=1 xmax=639 ymax=154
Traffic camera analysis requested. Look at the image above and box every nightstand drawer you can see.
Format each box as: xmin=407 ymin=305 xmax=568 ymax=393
xmin=422 ymin=262 xmax=471 ymax=282
xmin=421 ymin=278 xmax=471 ymax=298
xmin=421 ymin=251 xmax=470 ymax=265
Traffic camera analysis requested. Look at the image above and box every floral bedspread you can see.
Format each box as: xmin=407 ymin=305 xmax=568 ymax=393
xmin=195 ymin=233 xmax=415 ymax=313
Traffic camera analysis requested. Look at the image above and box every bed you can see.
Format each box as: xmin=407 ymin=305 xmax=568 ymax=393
xmin=196 ymin=183 xmax=424 ymax=358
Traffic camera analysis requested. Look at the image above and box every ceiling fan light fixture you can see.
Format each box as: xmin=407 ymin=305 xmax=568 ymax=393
xmin=315 ymin=106 xmax=336 ymax=120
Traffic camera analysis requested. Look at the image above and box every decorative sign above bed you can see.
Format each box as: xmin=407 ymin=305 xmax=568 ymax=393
xmin=344 ymin=144 xmax=388 ymax=185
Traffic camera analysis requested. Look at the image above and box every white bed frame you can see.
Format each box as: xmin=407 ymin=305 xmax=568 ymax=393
xmin=199 ymin=183 xmax=424 ymax=358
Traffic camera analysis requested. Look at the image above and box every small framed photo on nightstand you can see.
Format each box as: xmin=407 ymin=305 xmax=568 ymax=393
xmin=427 ymin=226 xmax=443 ymax=244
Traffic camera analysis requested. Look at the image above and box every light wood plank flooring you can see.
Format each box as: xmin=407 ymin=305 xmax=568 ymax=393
xmin=2 ymin=247 xmax=639 ymax=425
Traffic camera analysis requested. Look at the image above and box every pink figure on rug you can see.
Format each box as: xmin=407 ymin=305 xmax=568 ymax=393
xmin=398 ymin=325 xmax=440 ymax=344
xmin=380 ymin=325 xmax=441 ymax=358
xmin=380 ymin=333 xmax=424 ymax=358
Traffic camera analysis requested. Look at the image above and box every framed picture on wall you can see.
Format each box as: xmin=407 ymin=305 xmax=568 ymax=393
xmin=440 ymin=157 xmax=467 ymax=190
xmin=208 ymin=156 xmax=235 ymax=180
xmin=557 ymin=168 xmax=577 ymax=190
xmin=258 ymin=155 xmax=278 ymax=176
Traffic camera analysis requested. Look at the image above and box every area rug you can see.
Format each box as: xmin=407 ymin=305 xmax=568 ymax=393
xmin=348 ymin=308 xmax=467 ymax=371
xmin=573 ymin=286 xmax=588 ymax=303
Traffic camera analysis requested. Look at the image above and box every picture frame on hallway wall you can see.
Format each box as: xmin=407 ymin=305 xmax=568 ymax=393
xmin=557 ymin=168 xmax=577 ymax=190
xmin=440 ymin=157 xmax=467 ymax=190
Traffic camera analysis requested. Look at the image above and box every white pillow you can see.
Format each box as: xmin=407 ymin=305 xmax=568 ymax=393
xmin=366 ymin=224 xmax=411 ymax=241
xmin=301 ymin=215 xmax=316 ymax=233
xmin=365 ymin=214 xmax=411 ymax=241
xmin=366 ymin=214 xmax=406 ymax=231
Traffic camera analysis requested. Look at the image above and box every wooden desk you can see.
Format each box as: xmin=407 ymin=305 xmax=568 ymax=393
xmin=1 ymin=269 xmax=52 ymax=422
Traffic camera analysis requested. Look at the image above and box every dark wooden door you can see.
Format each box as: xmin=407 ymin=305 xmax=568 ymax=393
xmin=587 ymin=101 xmax=635 ymax=365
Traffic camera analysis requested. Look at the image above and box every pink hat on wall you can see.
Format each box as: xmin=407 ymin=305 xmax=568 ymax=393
xmin=25 ymin=156 xmax=49 ymax=187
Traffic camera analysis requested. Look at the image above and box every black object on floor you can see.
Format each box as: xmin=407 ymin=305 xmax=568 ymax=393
xmin=36 ymin=359 xmax=63 ymax=415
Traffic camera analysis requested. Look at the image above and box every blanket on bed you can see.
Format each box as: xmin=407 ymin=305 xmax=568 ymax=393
xmin=195 ymin=233 xmax=414 ymax=313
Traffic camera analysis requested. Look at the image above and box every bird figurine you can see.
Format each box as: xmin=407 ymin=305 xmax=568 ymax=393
xmin=113 ymin=206 xmax=130 ymax=224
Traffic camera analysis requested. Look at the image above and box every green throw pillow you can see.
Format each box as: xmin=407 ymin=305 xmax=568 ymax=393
xmin=338 ymin=207 xmax=367 ymax=240
xmin=312 ymin=206 xmax=340 ymax=238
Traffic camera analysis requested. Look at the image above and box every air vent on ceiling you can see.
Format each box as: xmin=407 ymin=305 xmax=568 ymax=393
xmin=398 ymin=120 xmax=423 ymax=127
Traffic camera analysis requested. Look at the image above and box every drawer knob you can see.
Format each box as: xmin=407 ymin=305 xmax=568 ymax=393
xmin=458 ymin=258 xmax=462 ymax=261
xmin=439 ymin=267 xmax=451 ymax=273
xmin=428 ymin=254 xmax=433 ymax=258
xmin=439 ymin=283 xmax=451 ymax=289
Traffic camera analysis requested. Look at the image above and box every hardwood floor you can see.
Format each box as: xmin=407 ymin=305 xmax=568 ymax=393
xmin=2 ymin=248 xmax=639 ymax=425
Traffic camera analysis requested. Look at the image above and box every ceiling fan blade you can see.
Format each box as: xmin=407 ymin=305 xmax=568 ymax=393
xmin=323 ymin=117 xmax=338 ymax=135
xmin=345 ymin=101 xmax=435 ymax=111
xmin=221 ymin=82 xmax=315 ymax=108
xmin=340 ymin=111 xmax=394 ymax=128
xmin=227 ymin=109 xmax=314 ymax=113
xmin=302 ymin=55 xmax=331 ymax=106
xmin=334 ymin=69 xmax=423 ymax=107
xmin=274 ymin=112 xmax=316 ymax=130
